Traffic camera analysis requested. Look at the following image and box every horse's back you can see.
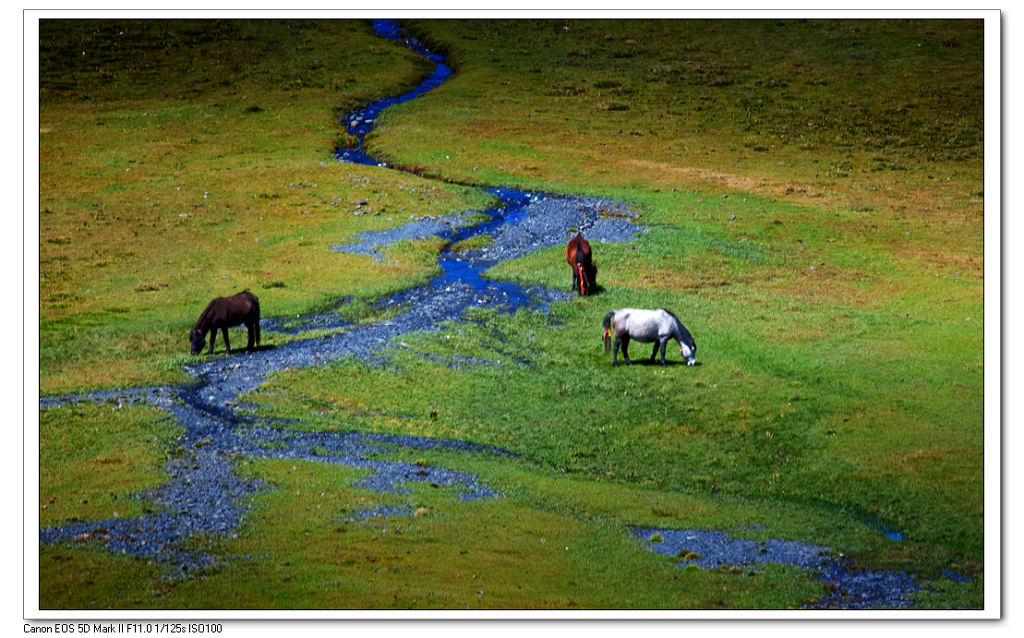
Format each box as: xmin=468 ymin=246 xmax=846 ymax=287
xmin=566 ymin=233 xmax=581 ymax=264
xmin=203 ymin=291 xmax=259 ymax=325
xmin=566 ymin=233 xmax=591 ymax=264
xmin=577 ymin=234 xmax=591 ymax=261
xmin=236 ymin=290 xmax=259 ymax=315
xmin=615 ymin=308 xmax=673 ymax=340
xmin=223 ymin=291 xmax=258 ymax=313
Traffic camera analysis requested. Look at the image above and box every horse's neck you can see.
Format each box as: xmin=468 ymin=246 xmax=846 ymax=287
xmin=195 ymin=307 xmax=214 ymax=332
xmin=672 ymin=320 xmax=691 ymax=347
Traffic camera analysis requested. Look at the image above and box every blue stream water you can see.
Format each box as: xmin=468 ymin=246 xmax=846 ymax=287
xmin=334 ymin=20 xmax=543 ymax=310
xmin=334 ymin=21 xmax=452 ymax=167
xmin=430 ymin=188 xmax=538 ymax=307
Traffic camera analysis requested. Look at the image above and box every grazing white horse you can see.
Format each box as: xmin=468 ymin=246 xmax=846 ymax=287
xmin=602 ymin=308 xmax=697 ymax=367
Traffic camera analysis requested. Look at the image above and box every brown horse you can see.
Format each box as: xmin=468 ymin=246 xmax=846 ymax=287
xmin=565 ymin=232 xmax=597 ymax=296
xmin=190 ymin=291 xmax=261 ymax=355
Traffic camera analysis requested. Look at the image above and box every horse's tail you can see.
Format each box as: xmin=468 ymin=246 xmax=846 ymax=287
xmin=250 ymin=293 xmax=261 ymax=347
xmin=602 ymin=310 xmax=616 ymax=354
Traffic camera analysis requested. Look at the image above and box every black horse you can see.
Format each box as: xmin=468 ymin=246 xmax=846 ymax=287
xmin=189 ymin=291 xmax=261 ymax=355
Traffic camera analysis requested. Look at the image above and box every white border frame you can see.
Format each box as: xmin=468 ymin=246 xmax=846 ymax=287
xmin=19 ymin=6 xmax=1003 ymax=626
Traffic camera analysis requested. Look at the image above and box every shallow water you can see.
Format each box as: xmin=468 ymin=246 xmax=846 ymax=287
xmin=334 ymin=20 xmax=451 ymax=168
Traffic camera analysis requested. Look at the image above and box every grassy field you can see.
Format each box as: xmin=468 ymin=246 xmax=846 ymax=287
xmin=36 ymin=18 xmax=985 ymax=610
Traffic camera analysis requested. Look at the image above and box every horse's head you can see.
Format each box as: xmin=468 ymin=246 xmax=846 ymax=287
xmin=680 ymin=341 xmax=697 ymax=365
xmin=577 ymin=260 xmax=597 ymax=296
xmin=189 ymin=328 xmax=205 ymax=355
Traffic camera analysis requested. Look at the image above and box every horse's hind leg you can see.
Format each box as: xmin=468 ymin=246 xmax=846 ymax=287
xmin=246 ymin=322 xmax=256 ymax=351
xmin=620 ymin=335 xmax=632 ymax=365
xmin=613 ymin=336 xmax=633 ymax=366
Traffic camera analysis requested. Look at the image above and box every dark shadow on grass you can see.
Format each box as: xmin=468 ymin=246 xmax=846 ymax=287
xmin=189 ymin=343 xmax=277 ymax=359
xmin=568 ymin=283 xmax=606 ymax=297
xmin=611 ymin=358 xmax=702 ymax=368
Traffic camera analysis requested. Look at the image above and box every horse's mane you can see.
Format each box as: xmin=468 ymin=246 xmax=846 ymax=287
xmin=193 ymin=303 xmax=214 ymax=332
xmin=661 ymin=308 xmax=695 ymax=348
xmin=661 ymin=308 xmax=681 ymax=323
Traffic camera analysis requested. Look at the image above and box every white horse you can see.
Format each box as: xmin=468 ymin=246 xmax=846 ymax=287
xmin=602 ymin=308 xmax=697 ymax=367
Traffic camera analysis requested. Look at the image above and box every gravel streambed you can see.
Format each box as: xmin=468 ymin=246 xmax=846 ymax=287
xmin=40 ymin=379 xmax=517 ymax=576
xmin=633 ymin=527 xmax=920 ymax=610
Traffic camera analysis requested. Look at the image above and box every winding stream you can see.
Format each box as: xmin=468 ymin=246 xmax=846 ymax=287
xmin=39 ymin=19 xmax=923 ymax=608
xmin=39 ymin=18 xmax=636 ymax=580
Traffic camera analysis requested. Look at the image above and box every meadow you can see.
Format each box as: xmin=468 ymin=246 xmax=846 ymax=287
xmin=36 ymin=18 xmax=985 ymax=610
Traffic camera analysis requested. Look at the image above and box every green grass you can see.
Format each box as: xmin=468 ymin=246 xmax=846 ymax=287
xmin=36 ymin=18 xmax=985 ymax=610
xmin=39 ymin=403 xmax=181 ymax=527
xmin=243 ymin=290 xmax=981 ymax=571
xmin=42 ymin=458 xmax=827 ymax=609
xmin=450 ymin=234 xmax=494 ymax=253
xmin=381 ymin=20 xmax=983 ymax=217
xmin=38 ymin=19 xmax=495 ymax=393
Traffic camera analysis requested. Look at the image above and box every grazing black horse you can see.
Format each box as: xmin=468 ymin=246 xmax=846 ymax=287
xmin=189 ymin=291 xmax=260 ymax=355
xmin=566 ymin=232 xmax=597 ymax=296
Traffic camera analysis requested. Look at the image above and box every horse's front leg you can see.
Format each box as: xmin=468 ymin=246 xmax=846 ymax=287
xmin=221 ymin=327 xmax=231 ymax=355
xmin=207 ymin=329 xmax=217 ymax=355
xmin=658 ymin=339 xmax=669 ymax=366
